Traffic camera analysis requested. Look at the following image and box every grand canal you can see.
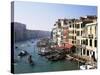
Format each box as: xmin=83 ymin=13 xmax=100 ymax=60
xmin=14 ymin=39 xmax=80 ymax=74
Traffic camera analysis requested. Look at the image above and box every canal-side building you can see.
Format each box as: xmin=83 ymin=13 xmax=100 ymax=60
xmin=74 ymin=20 xmax=83 ymax=54
xmin=68 ymin=19 xmax=76 ymax=46
xmin=75 ymin=16 xmax=97 ymax=62
xmin=68 ymin=19 xmax=83 ymax=46
xmin=51 ymin=25 xmax=57 ymax=47
xmin=81 ymin=19 xmax=97 ymax=61
xmin=51 ymin=16 xmax=97 ymax=62
xmin=51 ymin=19 xmax=70 ymax=48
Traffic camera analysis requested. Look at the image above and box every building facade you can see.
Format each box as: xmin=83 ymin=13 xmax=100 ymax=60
xmin=51 ymin=19 xmax=69 ymax=48
xmin=51 ymin=16 xmax=97 ymax=62
xmin=81 ymin=19 xmax=97 ymax=61
xmin=76 ymin=16 xmax=97 ymax=62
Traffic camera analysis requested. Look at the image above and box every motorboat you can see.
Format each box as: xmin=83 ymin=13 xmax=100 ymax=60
xmin=80 ymin=64 xmax=95 ymax=70
xmin=38 ymin=48 xmax=51 ymax=56
xmin=18 ymin=50 xmax=29 ymax=57
xmin=15 ymin=46 xmax=18 ymax=49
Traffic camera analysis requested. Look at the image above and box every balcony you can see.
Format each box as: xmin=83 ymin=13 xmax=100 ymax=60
xmin=81 ymin=44 xmax=86 ymax=48
xmin=88 ymin=34 xmax=93 ymax=38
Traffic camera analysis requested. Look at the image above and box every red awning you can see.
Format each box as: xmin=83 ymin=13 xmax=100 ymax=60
xmin=64 ymin=43 xmax=73 ymax=49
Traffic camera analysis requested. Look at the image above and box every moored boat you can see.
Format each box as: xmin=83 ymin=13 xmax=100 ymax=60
xmin=80 ymin=64 xmax=95 ymax=70
xmin=18 ymin=50 xmax=29 ymax=57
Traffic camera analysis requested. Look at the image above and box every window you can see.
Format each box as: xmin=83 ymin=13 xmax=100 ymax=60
xmin=81 ymin=48 xmax=82 ymax=55
xmin=83 ymin=40 xmax=86 ymax=45
xmin=86 ymin=39 xmax=88 ymax=45
xmin=83 ymin=49 xmax=85 ymax=55
xmin=72 ymin=36 xmax=74 ymax=39
xmin=61 ymin=36 xmax=63 ymax=39
xmin=72 ymin=30 xmax=74 ymax=34
xmin=74 ymin=36 xmax=76 ymax=40
xmin=73 ymin=24 xmax=74 ymax=28
xmin=76 ymin=24 xmax=80 ymax=28
xmin=81 ymin=23 xmax=85 ymax=28
xmin=81 ymin=31 xmax=82 ymax=36
xmin=81 ymin=24 xmax=82 ymax=28
xmin=77 ymin=40 xmax=80 ymax=44
xmin=90 ymin=39 xmax=92 ymax=46
xmin=72 ymin=41 xmax=76 ymax=44
xmin=72 ymin=41 xmax=74 ymax=44
xmin=94 ymin=40 xmax=97 ymax=47
xmin=58 ymin=22 xmax=61 ymax=28
xmin=70 ymin=25 xmax=71 ymax=28
xmin=87 ymin=50 xmax=89 ymax=56
xmin=95 ymin=26 xmax=96 ymax=34
xmin=69 ymin=22 xmax=71 ymax=24
xmin=76 ymin=31 xmax=80 ymax=36
xmin=90 ymin=27 xmax=92 ymax=34
xmin=64 ymin=20 xmax=67 ymax=25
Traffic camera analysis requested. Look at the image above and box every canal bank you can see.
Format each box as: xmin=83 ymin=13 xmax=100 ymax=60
xmin=14 ymin=39 xmax=80 ymax=74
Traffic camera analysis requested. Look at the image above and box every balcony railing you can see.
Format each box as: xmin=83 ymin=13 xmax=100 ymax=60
xmin=88 ymin=34 xmax=93 ymax=38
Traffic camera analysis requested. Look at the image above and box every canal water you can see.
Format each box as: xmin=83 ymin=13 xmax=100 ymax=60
xmin=14 ymin=39 xmax=79 ymax=74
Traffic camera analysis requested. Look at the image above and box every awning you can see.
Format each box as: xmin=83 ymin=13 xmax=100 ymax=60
xmin=55 ymin=45 xmax=64 ymax=49
xmin=64 ymin=43 xmax=73 ymax=49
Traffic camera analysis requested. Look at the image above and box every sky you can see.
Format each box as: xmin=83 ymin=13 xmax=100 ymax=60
xmin=13 ymin=1 xmax=97 ymax=31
